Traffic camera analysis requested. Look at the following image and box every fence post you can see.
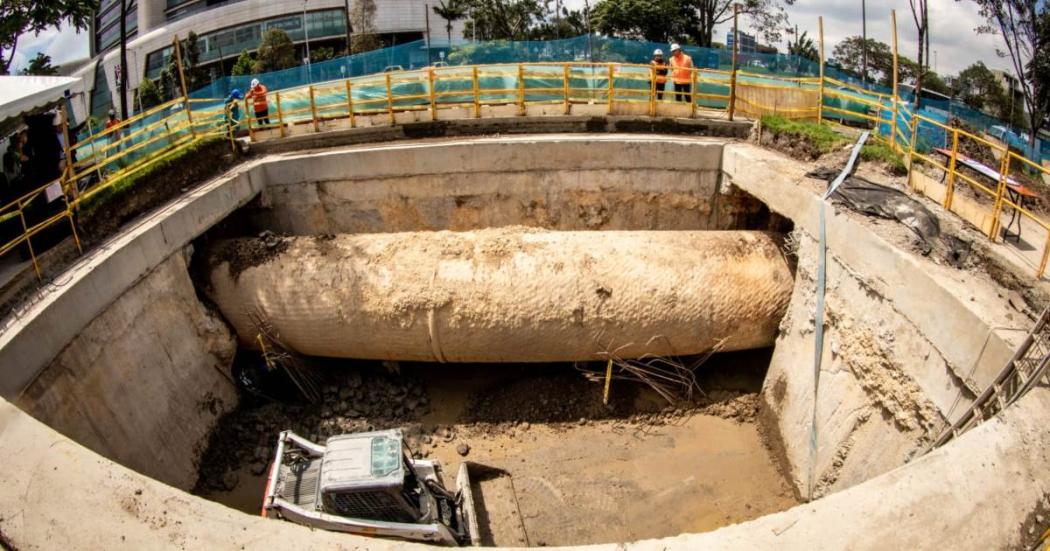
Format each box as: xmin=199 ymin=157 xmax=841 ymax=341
xmin=1038 ymin=238 xmax=1050 ymax=279
xmin=245 ymin=98 xmax=255 ymax=142
xmin=16 ymin=199 xmax=41 ymax=279
xmin=989 ymin=154 xmax=1012 ymax=240
xmin=472 ymin=66 xmax=481 ymax=118
xmin=944 ymin=129 xmax=960 ymax=210
xmin=309 ymin=85 xmax=319 ymax=132
xmin=728 ymin=5 xmax=739 ymax=121
xmin=906 ymin=110 xmax=919 ymax=189
xmin=386 ymin=73 xmax=395 ymax=125
xmin=890 ymin=10 xmax=899 ymax=152
xmin=649 ymin=65 xmax=657 ymax=117
xmin=607 ymin=63 xmax=615 ymax=115
xmin=563 ymin=63 xmax=571 ymax=115
xmin=345 ymin=79 xmax=356 ymax=128
xmin=276 ymin=92 xmax=286 ymax=138
xmin=517 ymin=64 xmax=526 ymax=116
xmin=817 ymin=16 xmax=825 ymax=123
xmin=172 ymin=35 xmax=196 ymax=138
xmin=690 ymin=67 xmax=698 ymax=118
xmin=429 ymin=68 xmax=438 ymax=121
xmin=58 ymin=102 xmax=76 ymax=199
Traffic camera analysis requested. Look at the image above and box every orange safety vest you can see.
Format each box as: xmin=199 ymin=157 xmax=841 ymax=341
xmin=670 ymin=53 xmax=693 ymax=85
xmin=651 ymin=60 xmax=669 ymax=84
xmin=247 ymin=84 xmax=269 ymax=112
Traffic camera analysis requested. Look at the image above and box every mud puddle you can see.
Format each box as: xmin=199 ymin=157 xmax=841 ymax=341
xmin=197 ymin=350 xmax=798 ymax=545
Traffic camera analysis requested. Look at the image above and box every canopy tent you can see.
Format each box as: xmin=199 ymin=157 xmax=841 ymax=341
xmin=0 ymin=76 xmax=79 ymax=137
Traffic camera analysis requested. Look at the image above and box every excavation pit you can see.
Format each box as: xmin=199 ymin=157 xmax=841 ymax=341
xmin=1 ymin=132 xmax=1046 ymax=549
xmin=196 ymin=354 xmax=796 ymax=546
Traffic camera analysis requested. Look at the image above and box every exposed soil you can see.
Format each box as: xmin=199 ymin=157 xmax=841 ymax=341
xmin=196 ymin=350 xmax=797 ymax=545
xmin=758 ymin=130 xmax=825 ymax=161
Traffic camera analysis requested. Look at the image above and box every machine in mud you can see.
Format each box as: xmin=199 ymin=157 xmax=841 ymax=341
xmin=262 ymin=429 xmax=480 ymax=546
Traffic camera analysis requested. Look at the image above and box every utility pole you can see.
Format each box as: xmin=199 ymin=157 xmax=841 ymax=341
xmin=861 ymin=0 xmax=867 ymax=87
xmin=119 ymin=0 xmax=129 ymax=118
xmin=424 ymin=4 xmax=432 ymax=65
xmin=344 ymin=0 xmax=353 ymax=54
xmin=584 ymin=0 xmax=592 ymax=61
xmin=303 ymin=0 xmax=312 ymax=83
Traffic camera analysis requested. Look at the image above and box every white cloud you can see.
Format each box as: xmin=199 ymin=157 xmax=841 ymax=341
xmin=11 ymin=20 xmax=90 ymax=73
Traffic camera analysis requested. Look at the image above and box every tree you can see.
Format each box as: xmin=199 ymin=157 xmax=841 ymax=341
xmin=350 ymin=0 xmax=383 ymax=53
xmin=19 ymin=52 xmax=58 ymax=75
xmin=1 ymin=0 xmax=97 ymax=75
xmin=953 ymin=62 xmax=1004 ymax=110
xmin=693 ymin=0 xmax=796 ymax=48
xmin=136 ymin=77 xmax=164 ymax=110
xmin=787 ymin=30 xmax=817 ymax=61
xmin=531 ymin=7 xmax=589 ymax=39
xmin=967 ymin=0 xmax=1048 ymax=154
xmin=253 ymin=28 xmax=297 ymax=73
xmin=231 ymin=49 xmax=255 ymax=76
xmin=831 ymin=36 xmax=892 ymax=83
xmin=921 ymin=71 xmax=949 ymax=96
xmin=590 ymin=0 xmax=697 ymax=43
xmin=460 ymin=0 xmax=545 ymax=41
xmin=908 ymin=0 xmax=929 ymax=107
xmin=310 ymin=46 xmax=335 ymax=63
xmin=433 ymin=0 xmax=468 ymax=47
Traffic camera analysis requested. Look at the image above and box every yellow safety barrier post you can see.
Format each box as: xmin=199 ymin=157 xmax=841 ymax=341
xmin=729 ymin=4 xmax=739 ymax=121
xmin=172 ymin=35 xmax=196 ymax=138
xmin=385 ymin=73 xmax=395 ymax=125
xmin=690 ymin=67 xmax=698 ymax=117
xmin=309 ymin=85 xmax=319 ymax=132
xmin=276 ymin=92 xmax=286 ymax=138
xmin=906 ymin=111 xmax=919 ymax=189
xmin=944 ymin=129 xmax=960 ymax=210
xmin=517 ymin=64 xmax=526 ymax=116
xmin=345 ymin=79 xmax=356 ymax=128
xmin=58 ymin=103 xmax=75 ymax=200
xmin=890 ymin=10 xmax=899 ymax=152
xmin=607 ymin=63 xmax=615 ymax=115
xmin=990 ymin=153 xmax=1012 ymax=240
xmin=472 ymin=66 xmax=481 ymax=118
xmin=563 ymin=63 xmax=571 ymax=115
xmin=429 ymin=68 xmax=438 ymax=121
xmin=817 ymin=16 xmax=825 ymax=123
xmin=16 ymin=197 xmax=40 ymax=278
xmin=245 ymin=98 xmax=254 ymax=142
xmin=649 ymin=65 xmax=657 ymax=117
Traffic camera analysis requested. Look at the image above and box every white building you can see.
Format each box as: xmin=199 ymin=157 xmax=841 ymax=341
xmin=67 ymin=0 xmax=466 ymax=124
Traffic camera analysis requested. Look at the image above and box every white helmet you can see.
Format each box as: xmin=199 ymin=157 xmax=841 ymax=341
xmin=670 ymin=43 xmax=682 ymax=52
xmin=250 ymin=78 xmax=260 ymax=88
xmin=653 ymin=48 xmax=664 ymax=56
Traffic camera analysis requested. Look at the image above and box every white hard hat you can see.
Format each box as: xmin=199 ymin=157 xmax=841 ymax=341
xmin=670 ymin=43 xmax=682 ymax=52
xmin=653 ymin=48 xmax=663 ymax=56
xmin=250 ymin=78 xmax=260 ymax=88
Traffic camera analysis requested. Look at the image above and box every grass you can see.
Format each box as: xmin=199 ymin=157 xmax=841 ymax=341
xmin=79 ymin=135 xmax=225 ymax=218
xmin=760 ymin=114 xmax=847 ymax=155
xmin=860 ymin=140 xmax=907 ymax=175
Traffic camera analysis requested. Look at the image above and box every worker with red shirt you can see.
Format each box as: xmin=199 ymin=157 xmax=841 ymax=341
xmin=246 ymin=78 xmax=271 ymax=126
xmin=669 ymin=43 xmax=694 ymax=103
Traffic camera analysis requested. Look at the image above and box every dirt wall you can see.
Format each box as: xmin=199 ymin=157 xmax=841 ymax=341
xmin=16 ymin=250 xmax=238 ymax=490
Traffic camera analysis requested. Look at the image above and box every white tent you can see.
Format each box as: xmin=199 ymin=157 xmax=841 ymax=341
xmin=0 ymin=75 xmax=78 ymax=135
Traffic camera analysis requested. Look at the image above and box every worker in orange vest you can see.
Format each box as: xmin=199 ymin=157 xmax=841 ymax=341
xmin=669 ymin=43 xmax=693 ymax=103
xmin=650 ymin=49 xmax=669 ymax=101
xmin=246 ymin=78 xmax=270 ymax=125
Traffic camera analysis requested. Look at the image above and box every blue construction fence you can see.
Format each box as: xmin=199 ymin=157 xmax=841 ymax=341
xmin=186 ymin=34 xmax=1046 ymax=163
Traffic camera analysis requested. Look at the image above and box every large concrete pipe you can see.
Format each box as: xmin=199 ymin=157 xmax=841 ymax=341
xmin=204 ymin=228 xmax=793 ymax=362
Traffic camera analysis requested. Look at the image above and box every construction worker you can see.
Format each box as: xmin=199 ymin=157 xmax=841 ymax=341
xmin=669 ymin=43 xmax=694 ymax=103
xmin=224 ymin=88 xmax=243 ymax=132
xmin=246 ymin=78 xmax=270 ymax=126
xmin=650 ymin=49 xmax=669 ymax=101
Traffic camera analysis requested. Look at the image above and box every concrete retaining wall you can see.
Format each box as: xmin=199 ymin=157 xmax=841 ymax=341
xmin=16 ymin=250 xmax=238 ymax=490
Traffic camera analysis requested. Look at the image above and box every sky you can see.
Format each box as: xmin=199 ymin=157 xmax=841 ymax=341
xmin=10 ymin=0 xmax=1018 ymax=78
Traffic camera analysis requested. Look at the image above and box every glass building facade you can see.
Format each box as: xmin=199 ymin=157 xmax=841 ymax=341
xmin=144 ymin=8 xmax=347 ymax=79
xmin=95 ymin=0 xmax=139 ymax=54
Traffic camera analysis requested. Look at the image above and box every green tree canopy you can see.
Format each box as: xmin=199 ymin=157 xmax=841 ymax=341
xmin=350 ymin=0 xmax=383 ymax=53
xmin=19 ymin=51 xmax=57 ymax=75
xmin=433 ymin=0 xmax=468 ymax=46
xmin=786 ymin=30 xmax=817 ymax=61
xmin=1 ymin=0 xmax=97 ymax=75
xmin=590 ymin=0 xmax=697 ymax=43
xmin=253 ymin=28 xmax=297 ymax=73
xmin=136 ymin=77 xmax=164 ymax=110
xmin=231 ymin=50 xmax=255 ymax=76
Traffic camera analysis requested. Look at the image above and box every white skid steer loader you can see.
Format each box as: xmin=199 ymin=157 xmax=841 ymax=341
xmin=262 ymin=428 xmax=480 ymax=546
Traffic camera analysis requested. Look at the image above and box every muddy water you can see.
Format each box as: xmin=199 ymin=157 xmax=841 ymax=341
xmin=204 ymin=357 xmax=797 ymax=546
